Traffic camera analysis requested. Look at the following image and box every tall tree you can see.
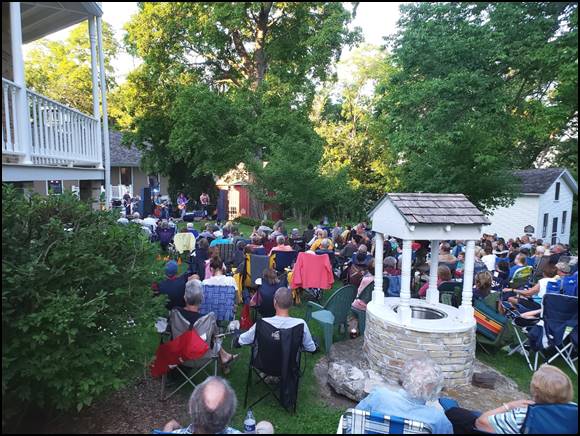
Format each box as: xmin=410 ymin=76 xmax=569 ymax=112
xmin=314 ymin=45 xmax=399 ymax=211
xmin=377 ymin=2 xmax=578 ymax=212
xmin=25 ymin=22 xmax=119 ymax=116
xmin=122 ymin=2 xmax=361 ymax=206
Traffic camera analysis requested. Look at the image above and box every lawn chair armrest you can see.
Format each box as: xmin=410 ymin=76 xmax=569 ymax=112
xmin=305 ymin=301 xmax=324 ymax=322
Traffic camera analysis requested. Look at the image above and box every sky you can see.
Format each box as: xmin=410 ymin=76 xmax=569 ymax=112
xmin=24 ymin=2 xmax=405 ymax=83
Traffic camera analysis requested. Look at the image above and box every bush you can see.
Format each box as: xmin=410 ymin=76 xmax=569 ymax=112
xmin=233 ymin=216 xmax=274 ymax=229
xmin=2 ymin=186 xmax=165 ymax=427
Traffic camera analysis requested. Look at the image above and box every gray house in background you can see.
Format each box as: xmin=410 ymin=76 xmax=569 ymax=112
xmin=109 ymin=130 xmax=169 ymax=200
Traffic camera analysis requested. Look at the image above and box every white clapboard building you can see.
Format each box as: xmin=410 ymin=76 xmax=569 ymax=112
xmin=485 ymin=168 xmax=578 ymax=245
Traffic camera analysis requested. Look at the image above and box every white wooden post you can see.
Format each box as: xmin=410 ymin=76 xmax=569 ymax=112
xmin=399 ymin=240 xmax=413 ymax=324
xmin=373 ymin=232 xmax=384 ymax=305
xmin=88 ymin=16 xmax=103 ymax=169
xmin=10 ymin=2 xmax=32 ymax=164
xmin=427 ymin=240 xmax=440 ymax=304
xmin=97 ymin=16 xmax=111 ymax=207
xmin=460 ymin=240 xmax=476 ymax=322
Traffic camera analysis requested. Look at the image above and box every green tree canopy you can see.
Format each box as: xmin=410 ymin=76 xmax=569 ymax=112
xmin=121 ymin=2 xmax=362 ymax=211
xmin=25 ymin=21 xmax=118 ymax=116
xmin=377 ymin=2 xmax=578 ymax=212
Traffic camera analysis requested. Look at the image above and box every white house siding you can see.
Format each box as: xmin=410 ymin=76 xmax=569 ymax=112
xmin=486 ymin=195 xmax=540 ymax=240
xmin=538 ymin=175 xmax=575 ymax=245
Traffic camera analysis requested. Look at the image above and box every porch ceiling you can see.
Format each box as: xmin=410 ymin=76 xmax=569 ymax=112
xmin=20 ymin=2 xmax=103 ymax=44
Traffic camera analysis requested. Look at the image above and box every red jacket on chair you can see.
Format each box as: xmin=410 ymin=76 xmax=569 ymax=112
xmin=291 ymin=251 xmax=334 ymax=290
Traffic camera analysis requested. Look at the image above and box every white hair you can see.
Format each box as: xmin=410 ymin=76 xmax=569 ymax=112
xmin=400 ymin=358 xmax=444 ymax=402
xmin=535 ymin=246 xmax=546 ymax=255
xmin=185 ymin=279 xmax=204 ymax=306
xmin=276 ymin=235 xmax=285 ymax=245
xmin=187 ymin=222 xmax=194 ymax=229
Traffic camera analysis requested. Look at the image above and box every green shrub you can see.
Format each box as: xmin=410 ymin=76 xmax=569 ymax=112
xmin=2 ymin=186 xmax=165 ymax=426
xmin=233 ymin=216 xmax=274 ymax=228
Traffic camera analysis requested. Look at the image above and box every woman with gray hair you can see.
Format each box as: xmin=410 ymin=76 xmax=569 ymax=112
xmin=356 ymin=358 xmax=453 ymax=434
xmin=177 ymin=280 xmax=238 ymax=370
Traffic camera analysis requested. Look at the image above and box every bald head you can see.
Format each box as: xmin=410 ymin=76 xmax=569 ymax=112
xmin=188 ymin=377 xmax=237 ymax=434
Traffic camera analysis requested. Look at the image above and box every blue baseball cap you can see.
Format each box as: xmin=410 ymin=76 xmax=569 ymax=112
xmin=165 ymin=260 xmax=178 ymax=276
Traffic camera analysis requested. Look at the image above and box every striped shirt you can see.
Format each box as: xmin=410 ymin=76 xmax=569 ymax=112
xmin=489 ymin=407 xmax=527 ymax=434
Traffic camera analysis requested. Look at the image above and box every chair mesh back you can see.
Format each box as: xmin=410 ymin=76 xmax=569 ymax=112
xmin=199 ymin=285 xmax=236 ymax=322
xmin=273 ymin=251 xmax=298 ymax=272
xmin=541 ymin=294 xmax=578 ymax=348
xmin=218 ymin=243 xmax=236 ymax=266
xmin=341 ymin=409 xmax=433 ymax=434
xmin=521 ymin=403 xmax=578 ymax=434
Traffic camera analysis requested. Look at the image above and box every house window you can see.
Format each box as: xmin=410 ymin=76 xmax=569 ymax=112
xmin=562 ymin=211 xmax=567 ymax=234
xmin=555 ymin=182 xmax=561 ymax=201
xmin=47 ymin=180 xmax=63 ymax=195
xmin=120 ymin=167 xmax=132 ymax=186
xmin=542 ymin=213 xmax=549 ymax=238
xmin=552 ymin=217 xmax=558 ymax=245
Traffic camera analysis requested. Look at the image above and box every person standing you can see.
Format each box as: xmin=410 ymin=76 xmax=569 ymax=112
xmin=123 ymin=192 xmax=132 ymax=217
xmin=177 ymin=192 xmax=188 ymax=219
xmin=200 ymin=192 xmax=210 ymax=218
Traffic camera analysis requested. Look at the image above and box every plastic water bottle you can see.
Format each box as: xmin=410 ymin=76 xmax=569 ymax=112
xmin=244 ymin=409 xmax=256 ymax=434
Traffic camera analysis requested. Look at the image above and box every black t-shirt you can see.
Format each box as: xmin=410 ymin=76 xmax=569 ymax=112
xmin=178 ymin=308 xmax=203 ymax=326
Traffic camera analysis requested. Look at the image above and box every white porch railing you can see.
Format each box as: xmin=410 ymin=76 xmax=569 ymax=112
xmin=2 ymin=78 xmax=101 ymax=167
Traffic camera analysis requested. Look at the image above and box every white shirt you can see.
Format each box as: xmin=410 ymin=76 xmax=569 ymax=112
xmin=239 ymin=316 xmax=316 ymax=352
xmin=203 ymin=275 xmax=238 ymax=291
xmin=143 ymin=216 xmax=158 ymax=229
xmin=482 ymin=254 xmax=497 ymax=272
xmin=537 ymin=276 xmax=560 ymax=300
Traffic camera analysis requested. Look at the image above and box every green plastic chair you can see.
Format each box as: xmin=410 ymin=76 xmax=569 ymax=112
xmin=305 ymin=285 xmax=357 ymax=353
xmin=510 ymin=266 xmax=534 ymax=289
xmin=350 ymin=282 xmax=375 ymax=336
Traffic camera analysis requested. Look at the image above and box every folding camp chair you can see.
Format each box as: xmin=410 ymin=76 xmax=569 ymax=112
xmin=474 ymin=299 xmax=512 ymax=354
xmin=438 ymin=281 xmax=462 ymax=307
xmin=215 ymin=242 xmax=235 ymax=269
xmin=520 ymin=293 xmax=578 ymax=372
xmin=306 ymin=284 xmax=358 ymax=351
xmin=244 ymin=319 xmax=304 ymax=413
xmin=546 ymin=272 xmax=578 ymax=297
xmin=242 ymin=254 xmax=272 ymax=289
xmin=510 ymin=266 xmax=534 ymax=289
xmin=199 ymin=284 xmax=237 ymax=324
xmin=520 ymin=403 xmax=578 ymax=434
xmin=160 ymin=311 xmax=218 ymax=401
xmin=338 ymin=408 xmax=433 ymax=434
xmin=271 ymin=250 xmax=298 ymax=285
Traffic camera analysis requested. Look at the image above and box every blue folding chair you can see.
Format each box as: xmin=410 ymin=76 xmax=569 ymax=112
xmin=521 ymin=403 xmax=578 ymax=434
xmin=546 ymin=272 xmax=578 ymax=297
xmin=525 ymin=293 xmax=578 ymax=371
xmin=338 ymin=408 xmax=432 ymax=434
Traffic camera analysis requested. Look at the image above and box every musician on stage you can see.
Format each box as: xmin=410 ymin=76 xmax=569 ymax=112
xmin=123 ymin=192 xmax=132 ymax=216
xmin=177 ymin=192 xmax=189 ymax=219
xmin=199 ymin=192 xmax=210 ymax=218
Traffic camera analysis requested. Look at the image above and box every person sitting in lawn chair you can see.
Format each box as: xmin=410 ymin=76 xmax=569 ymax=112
xmin=234 ymin=287 xmax=317 ymax=353
xmin=160 ymin=376 xmax=274 ymax=434
xmin=503 ymin=264 xmax=560 ymax=313
xmin=356 ymin=358 xmax=453 ymax=434
xmin=442 ymin=364 xmax=577 ymax=434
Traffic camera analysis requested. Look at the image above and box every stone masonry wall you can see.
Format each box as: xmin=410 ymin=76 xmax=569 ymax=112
xmin=363 ymin=309 xmax=476 ymax=387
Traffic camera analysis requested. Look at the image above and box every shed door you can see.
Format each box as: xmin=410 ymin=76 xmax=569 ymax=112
xmin=552 ymin=217 xmax=559 ymax=245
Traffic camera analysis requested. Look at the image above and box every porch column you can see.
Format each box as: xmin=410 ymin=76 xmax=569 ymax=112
xmin=97 ymin=16 xmax=111 ymax=207
xmin=372 ymin=232 xmax=384 ymax=305
xmin=88 ymin=16 xmax=103 ymax=170
xmin=459 ymin=240 xmax=476 ymax=322
xmin=10 ymin=2 xmax=32 ymax=165
xmin=427 ymin=240 xmax=440 ymax=304
xmin=399 ymin=240 xmax=413 ymax=324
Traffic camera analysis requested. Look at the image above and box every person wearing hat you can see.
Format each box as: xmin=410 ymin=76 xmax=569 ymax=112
xmin=153 ymin=260 xmax=188 ymax=310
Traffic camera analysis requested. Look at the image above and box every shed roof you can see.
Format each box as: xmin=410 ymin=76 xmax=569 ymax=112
xmin=109 ymin=130 xmax=142 ymax=167
xmin=371 ymin=193 xmax=490 ymax=225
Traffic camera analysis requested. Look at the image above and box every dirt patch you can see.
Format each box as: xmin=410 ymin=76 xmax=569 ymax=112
xmin=43 ymin=376 xmax=188 ymax=434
